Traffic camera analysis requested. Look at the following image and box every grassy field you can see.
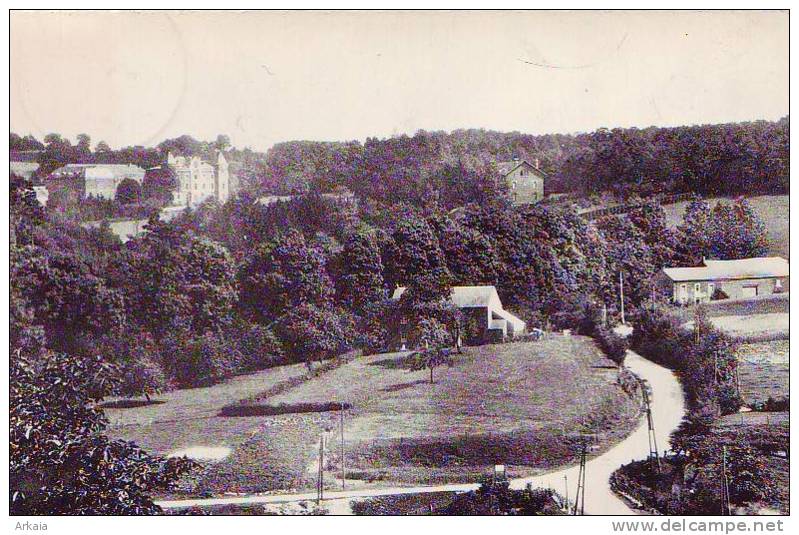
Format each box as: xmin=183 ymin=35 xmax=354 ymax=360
xmin=662 ymin=194 xmax=789 ymax=259
xmin=187 ymin=336 xmax=642 ymax=495
xmin=105 ymin=362 xmax=309 ymax=458
xmin=736 ymin=340 xmax=789 ymax=406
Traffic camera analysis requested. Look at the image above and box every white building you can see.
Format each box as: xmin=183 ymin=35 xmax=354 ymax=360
xmin=392 ymin=285 xmax=526 ymax=344
xmin=48 ymin=163 xmax=146 ymax=200
xmin=661 ymin=257 xmax=789 ymax=304
xmin=167 ymin=151 xmax=230 ymax=207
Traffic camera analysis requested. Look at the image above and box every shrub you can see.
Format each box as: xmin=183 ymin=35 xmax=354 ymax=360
xmin=594 ymin=325 xmax=628 ymax=366
xmin=162 ymin=331 xmax=239 ymax=388
xmin=234 ymin=321 xmax=284 ymax=371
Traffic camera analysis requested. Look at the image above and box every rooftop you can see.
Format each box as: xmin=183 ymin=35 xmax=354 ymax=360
xmin=662 ymin=257 xmax=789 ymax=282
xmin=496 ymin=159 xmax=547 ymax=177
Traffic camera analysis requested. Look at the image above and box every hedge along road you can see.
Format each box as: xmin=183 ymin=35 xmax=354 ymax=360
xmin=156 ymin=349 xmax=686 ymax=515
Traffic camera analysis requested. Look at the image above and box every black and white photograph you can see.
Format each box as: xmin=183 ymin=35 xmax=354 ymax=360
xmin=5 ymin=7 xmax=792 ymax=524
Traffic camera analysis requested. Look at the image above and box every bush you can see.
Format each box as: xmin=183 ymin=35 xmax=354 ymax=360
xmin=162 ymin=331 xmax=239 ymax=388
xmin=594 ymin=325 xmax=628 ymax=366
xmin=234 ymin=321 xmax=284 ymax=371
xmin=218 ymin=401 xmax=351 ymax=417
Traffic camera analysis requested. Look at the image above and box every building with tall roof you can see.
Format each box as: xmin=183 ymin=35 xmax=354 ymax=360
xmin=167 ymin=151 xmax=230 ymax=207
xmin=392 ymin=285 xmax=526 ymax=345
xmin=497 ymin=158 xmax=547 ymax=205
xmin=661 ymin=257 xmax=789 ymax=304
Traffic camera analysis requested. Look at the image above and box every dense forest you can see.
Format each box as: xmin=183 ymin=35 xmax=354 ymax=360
xmin=12 ymin=117 xmax=789 ymax=210
xmin=255 ymin=118 xmax=789 ymax=206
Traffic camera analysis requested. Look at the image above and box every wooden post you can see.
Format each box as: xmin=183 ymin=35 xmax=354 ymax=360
xmin=619 ymin=271 xmax=626 ymax=325
xmin=340 ymin=406 xmax=345 ymax=490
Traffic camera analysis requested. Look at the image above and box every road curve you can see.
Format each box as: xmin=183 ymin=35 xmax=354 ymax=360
xmin=157 ymin=349 xmax=686 ymax=515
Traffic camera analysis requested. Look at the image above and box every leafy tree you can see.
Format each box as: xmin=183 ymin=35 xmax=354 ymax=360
xmin=11 ymin=243 xmax=125 ymax=354
xmin=94 ymin=140 xmax=112 ymax=153
xmin=75 ymin=133 xmax=92 ymax=159
xmin=335 ymin=229 xmax=387 ymax=314
xmin=708 ymin=199 xmax=769 ymax=260
xmin=161 ymin=331 xmax=239 ymax=388
xmin=274 ymin=304 xmax=355 ymax=370
xmin=124 ymin=221 xmax=237 ymax=340
xmin=10 ymin=350 xmax=195 ymax=514
xmin=238 ymin=229 xmax=334 ymax=325
xmin=384 ymin=214 xmax=450 ymax=289
xmin=408 ymin=318 xmax=453 ymax=383
xmin=435 ymin=215 xmax=500 ymax=286
xmin=142 ymin=166 xmax=178 ymax=204
xmin=234 ymin=320 xmax=285 ymax=371
xmin=115 ymin=177 xmax=142 ymax=205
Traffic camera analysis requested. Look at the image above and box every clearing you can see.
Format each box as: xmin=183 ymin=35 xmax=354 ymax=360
xmin=736 ymin=340 xmax=789 ymax=407
xmin=186 ymin=336 xmax=642 ymax=496
xmin=105 ymin=362 xmax=309 ymax=460
xmin=661 ymin=194 xmax=789 ymax=259
xmin=683 ymin=313 xmax=788 ymax=341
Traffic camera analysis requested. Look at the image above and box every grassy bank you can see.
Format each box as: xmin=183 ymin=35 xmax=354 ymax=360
xmin=185 ymin=337 xmax=642 ymax=495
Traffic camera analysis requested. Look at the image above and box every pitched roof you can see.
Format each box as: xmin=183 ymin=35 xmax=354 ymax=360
xmin=391 ymin=285 xmax=503 ymax=308
xmin=662 ymin=257 xmax=789 ymax=282
xmin=50 ymin=163 xmax=145 ymax=179
xmin=496 ymin=159 xmax=548 ymax=177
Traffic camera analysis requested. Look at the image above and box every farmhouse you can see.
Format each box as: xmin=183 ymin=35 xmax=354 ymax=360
xmin=497 ymin=158 xmax=547 ymax=205
xmin=47 ymin=163 xmax=146 ymax=200
xmin=661 ymin=257 xmax=789 ymax=305
xmin=391 ymin=285 xmax=527 ymax=345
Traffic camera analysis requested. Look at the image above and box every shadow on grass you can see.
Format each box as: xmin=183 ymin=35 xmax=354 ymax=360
xmin=99 ymin=399 xmax=166 ymax=409
xmin=381 ymin=379 xmax=427 ymax=393
xmin=369 ymin=355 xmax=413 ymax=370
xmin=218 ymin=401 xmax=353 ymax=417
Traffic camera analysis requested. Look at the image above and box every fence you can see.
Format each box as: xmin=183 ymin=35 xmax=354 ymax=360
xmin=579 ymin=193 xmax=694 ymax=221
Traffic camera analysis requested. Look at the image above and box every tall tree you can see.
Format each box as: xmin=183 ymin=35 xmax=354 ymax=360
xmin=238 ymin=229 xmax=334 ymax=324
xmin=10 ymin=350 xmax=194 ymax=514
xmin=336 ymin=229 xmax=386 ymax=315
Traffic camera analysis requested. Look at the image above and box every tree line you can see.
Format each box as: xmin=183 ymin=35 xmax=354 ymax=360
xmin=256 ymin=118 xmax=788 ymax=207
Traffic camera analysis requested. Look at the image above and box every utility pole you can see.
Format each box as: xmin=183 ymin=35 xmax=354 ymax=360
xmin=619 ymin=271 xmax=626 ymax=325
xmin=573 ymin=442 xmax=587 ymax=515
xmin=563 ymin=475 xmax=569 ymax=513
xmin=317 ymin=433 xmax=325 ymax=504
xmin=642 ymin=381 xmax=661 ymax=473
xmin=340 ymin=405 xmax=346 ymax=490
xmin=721 ymin=446 xmax=731 ymax=515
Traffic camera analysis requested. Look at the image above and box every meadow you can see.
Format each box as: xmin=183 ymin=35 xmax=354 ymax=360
xmin=185 ymin=336 xmax=642 ymax=495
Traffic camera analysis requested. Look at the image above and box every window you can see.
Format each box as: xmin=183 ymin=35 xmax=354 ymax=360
xmin=708 ymin=283 xmax=715 ymax=297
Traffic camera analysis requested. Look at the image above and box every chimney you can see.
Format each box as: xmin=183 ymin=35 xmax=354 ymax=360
xmin=534 ymin=158 xmax=540 ymax=168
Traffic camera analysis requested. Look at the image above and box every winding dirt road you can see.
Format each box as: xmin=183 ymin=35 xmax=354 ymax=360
xmin=157 ymin=349 xmax=686 ymax=515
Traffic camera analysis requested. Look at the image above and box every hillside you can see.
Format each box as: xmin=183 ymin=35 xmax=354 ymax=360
xmin=184 ymin=336 xmax=642 ymax=495
xmin=662 ymin=195 xmax=789 ymax=259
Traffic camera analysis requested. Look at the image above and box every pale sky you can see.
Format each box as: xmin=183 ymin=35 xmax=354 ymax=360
xmin=10 ymin=10 xmax=789 ymax=151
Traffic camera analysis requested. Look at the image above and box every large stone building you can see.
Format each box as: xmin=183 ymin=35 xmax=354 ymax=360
xmin=47 ymin=163 xmax=146 ymax=200
xmin=167 ymin=151 xmax=230 ymax=207
xmin=661 ymin=257 xmax=789 ymax=305
xmin=497 ymin=158 xmax=547 ymax=205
